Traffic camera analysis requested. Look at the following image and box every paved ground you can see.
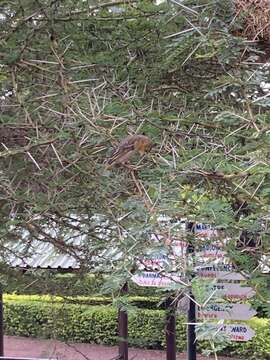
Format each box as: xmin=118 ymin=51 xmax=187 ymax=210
xmin=5 ymin=336 xmax=239 ymax=360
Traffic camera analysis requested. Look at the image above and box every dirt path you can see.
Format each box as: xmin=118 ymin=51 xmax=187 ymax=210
xmin=5 ymin=336 xmax=239 ymax=360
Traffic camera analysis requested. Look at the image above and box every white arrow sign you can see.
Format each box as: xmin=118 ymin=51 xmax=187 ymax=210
xmin=197 ymin=303 xmax=256 ymax=320
xmin=138 ymin=254 xmax=168 ymax=270
xmin=194 ymin=225 xmax=219 ymax=239
xmin=196 ymin=265 xmax=247 ymax=280
xmin=207 ymin=283 xmax=256 ymax=300
xmin=197 ymin=247 xmax=226 ymax=259
xmin=197 ymin=324 xmax=256 ymax=342
xmin=131 ymin=272 xmax=184 ymax=288
xmin=172 ymin=240 xmax=188 ymax=256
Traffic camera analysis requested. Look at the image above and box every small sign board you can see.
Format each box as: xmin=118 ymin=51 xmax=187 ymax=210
xmin=197 ymin=244 xmax=226 ymax=259
xmin=172 ymin=240 xmax=188 ymax=256
xmin=138 ymin=254 xmax=168 ymax=270
xmin=196 ymin=265 xmax=247 ymax=280
xmin=197 ymin=303 xmax=256 ymax=321
xmin=197 ymin=323 xmax=256 ymax=342
xmin=207 ymin=283 xmax=255 ymax=300
xmin=194 ymin=224 xmax=219 ymax=239
xmin=131 ymin=271 xmax=184 ymax=288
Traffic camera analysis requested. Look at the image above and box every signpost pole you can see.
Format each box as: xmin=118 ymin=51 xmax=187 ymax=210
xmin=187 ymin=222 xmax=197 ymax=360
xmin=0 ymin=290 xmax=3 ymax=356
xmin=118 ymin=282 xmax=128 ymax=360
xmin=166 ymin=298 xmax=176 ymax=360
xmin=187 ymin=294 xmax=196 ymax=360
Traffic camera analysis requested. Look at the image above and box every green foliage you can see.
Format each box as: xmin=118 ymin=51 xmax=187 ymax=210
xmin=218 ymin=318 xmax=270 ymax=360
xmin=3 ymin=293 xmax=163 ymax=310
xmin=0 ymin=0 xmax=269 ymax=355
xmin=0 ymin=270 xmax=102 ymax=296
xmin=1 ymin=270 xmax=158 ymax=297
xmin=3 ymin=297 xmax=270 ymax=359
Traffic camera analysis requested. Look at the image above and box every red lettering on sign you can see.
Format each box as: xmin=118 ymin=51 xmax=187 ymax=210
xmin=231 ymin=335 xmax=244 ymax=341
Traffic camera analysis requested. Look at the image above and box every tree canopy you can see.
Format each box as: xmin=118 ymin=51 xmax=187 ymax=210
xmin=0 ymin=0 xmax=269 ymax=309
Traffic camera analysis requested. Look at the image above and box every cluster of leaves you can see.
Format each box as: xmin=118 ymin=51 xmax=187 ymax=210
xmin=0 ymin=0 xmax=269 ymax=337
xmin=3 ymin=293 xmax=162 ymax=310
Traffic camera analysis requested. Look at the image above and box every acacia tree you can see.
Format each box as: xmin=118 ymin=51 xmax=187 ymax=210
xmin=0 ymin=0 xmax=269 ymax=324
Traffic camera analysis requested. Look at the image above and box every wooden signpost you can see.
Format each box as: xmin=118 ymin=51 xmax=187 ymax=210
xmin=207 ymin=283 xmax=256 ymax=300
xmin=172 ymin=240 xmax=188 ymax=256
xmin=193 ymin=225 xmax=256 ymax=343
xmin=197 ymin=248 xmax=225 ymax=259
xmin=139 ymin=254 xmax=167 ymax=269
xmin=197 ymin=303 xmax=256 ymax=321
xmin=0 ymin=293 xmax=3 ymax=357
xmin=193 ymin=225 xmax=218 ymax=239
xmin=165 ymin=298 xmax=177 ymax=360
xmin=129 ymin=222 xmax=257 ymax=360
xmin=196 ymin=264 xmax=247 ymax=280
xmin=132 ymin=271 xmax=184 ymax=288
xmin=197 ymin=323 xmax=256 ymax=342
xmin=132 ymin=272 xmax=178 ymax=360
xmin=222 ymin=324 xmax=256 ymax=342
xmin=118 ymin=283 xmax=128 ymax=360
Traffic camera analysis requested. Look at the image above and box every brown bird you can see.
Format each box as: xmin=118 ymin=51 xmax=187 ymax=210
xmin=106 ymin=134 xmax=153 ymax=168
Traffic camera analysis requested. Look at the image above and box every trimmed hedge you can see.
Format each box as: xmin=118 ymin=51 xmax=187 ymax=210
xmin=3 ymin=271 xmax=156 ymax=297
xmin=3 ymin=294 xmax=161 ymax=310
xmin=2 ymin=272 xmax=105 ymax=297
xmin=4 ymin=301 xmax=167 ymax=348
xmin=3 ymin=297 xmax=270 ymax=359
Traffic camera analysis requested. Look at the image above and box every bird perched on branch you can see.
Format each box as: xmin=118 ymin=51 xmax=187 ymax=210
xmin=105 ymin=134 xmax=153 ymax=168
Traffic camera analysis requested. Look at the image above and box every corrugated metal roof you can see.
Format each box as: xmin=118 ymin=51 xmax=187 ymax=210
xmin=2 ymin=219 xmax=269 ymax=273
xmin=5 ymin=239 xmax=81 ymax=270
xmin=3 ymin=215 xmax=114 ymax=270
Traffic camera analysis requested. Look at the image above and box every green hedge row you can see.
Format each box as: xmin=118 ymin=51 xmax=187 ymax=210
xmin=3 ymin=271 xmax=268 ymax=318
xmin=3 ymin=294 xmax=161 ymax=310
xmin=4 ymin=301 xmax=166 ymax=348
xmin=3 ymin=298 xmax=270 ymax=359
xmin=2 ymin=272 xmax=104 ymax=297
xmin=2 ymin=271 xmax=155 ymax=297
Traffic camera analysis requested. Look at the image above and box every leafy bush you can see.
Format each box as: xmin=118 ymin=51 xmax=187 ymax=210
xmin=2 ymin=271 xmax=156 ymax=297
xmin=3 ymin=294 xmax=162 ymax=310
xmin=3 ymin=297 xmax=270 ymax=359
xmin=2 ymin=271 xmax=104 ymax=297
xmin=4 ymin=301 xmax=165 ymax=348
xmin=221 ymin=318 xmax=270 ymax=360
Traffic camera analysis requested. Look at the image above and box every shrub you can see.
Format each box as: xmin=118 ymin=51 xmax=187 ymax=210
xmin=2 ymin=271 xmax=156 ymax=297
xmin=221 ymin=318 xmax=270 ymax=360
xmin=2 ymin=272 xmax=104 ymax=297
xmin=3 ymin=294 xmax=162 ymax=310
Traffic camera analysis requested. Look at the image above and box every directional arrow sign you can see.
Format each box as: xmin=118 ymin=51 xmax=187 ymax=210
xmin=131 ymin=272 xmax=184 ymax=288
xmin=172 ymin=240 xmax=188 ymax=256
xmin=197 ymin=303 xmax=256 ymax=320
xmin=197 ymin=247 xmax=226 ymax=259
xmin=138 ymin=254 xmax=168 ymax=270
xmin=196 ymin=265 xmax=247 ymax=280
xmin=196 ymin=255 xmax=228 ymax=268
xmin=197 ymin=324 xmax=256 ymax=342
xmin=194 ymin=225 xmax=219 ymax=239
xmin=207 ymin=283 xmax=256 ymax=300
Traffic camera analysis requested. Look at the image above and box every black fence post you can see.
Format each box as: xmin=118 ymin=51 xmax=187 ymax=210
xmin=186 ymin=222 xmax=197 ymax=360
xmin=118 ymin=282 xmax=128 ymax=360
xmin=187 ymin=294 xmax=196 ymax=360
xmin=0 ymin=290 xmax=3 ymax=356
xmin=165 ymin=298 xmax=176 ymax=360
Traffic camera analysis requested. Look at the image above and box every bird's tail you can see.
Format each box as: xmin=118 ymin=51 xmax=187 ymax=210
xmin=105 ymin=148 xmax=123 ymax=166
xmin=103 ymin=157 xmax=113 ymax=169
xmin=106 ymin=157 xmax=115 ymax=165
